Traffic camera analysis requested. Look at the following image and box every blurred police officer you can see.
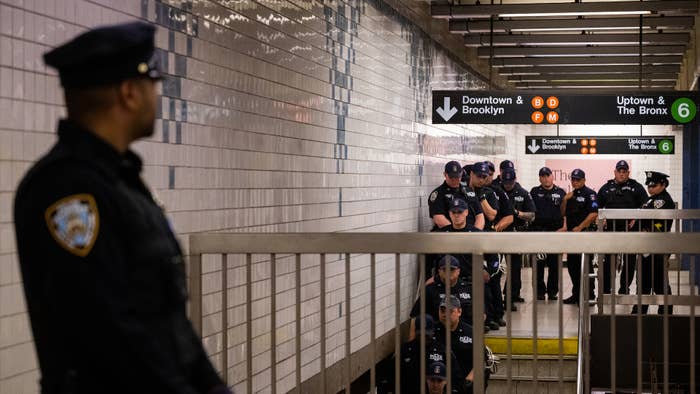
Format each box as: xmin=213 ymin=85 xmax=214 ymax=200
xmin=632 ymin=171 xmax=675 ymax=314
xmin=426 ymin=362 xmax=449 ymax=394
xmin=561 ymin=169 xmax=598 ymax=305
xmin=411 ymin=255 xmax=474 ymax=325
xmin=400 ymin=315 xmax=464 ymax=394
xmin=13 ymin=22 xmax=229 ymax=394
xmin=501 ymin=168 xmax=535 ymax=304
xmin=491 ymin=159 xmax=515 ymax=190
xmin=530 ymin=167 xmax=566 ymax=301
xmin=597 ymin=160 xmax=648 ymax=294
xmin=437 ymin=198 xmax=481 ymax=280
xmin=435 ymin=295 xmax=479 ymax=392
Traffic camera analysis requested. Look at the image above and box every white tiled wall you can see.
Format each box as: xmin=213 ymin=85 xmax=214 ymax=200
xmin=0 ymin=0 xmax=536 ymax=393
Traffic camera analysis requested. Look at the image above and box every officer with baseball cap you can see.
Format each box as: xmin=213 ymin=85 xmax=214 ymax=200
xmin=428 ymin=161 xmax=485 ymax=232
xmin=426 ymin=362 xmax=448 ymax=394
xmin=14 ymin=22 xmax=228 ymax=394
xmin=530 ymin=167 xmax=566 ymax=301
xmin=411 ymin=255 xmax=475 ymax=325
xmin=632 ymin=171 xmax=675 ymax=314
xmin=561 ymin=169 xmax=598 ymax=304
xmin=491 ymin=159 xmax=515 ymax=190
xmin=596 ymin=160 xmax=648 ymax=295
xmin=500 ymin=168 xmax=536 ymax=304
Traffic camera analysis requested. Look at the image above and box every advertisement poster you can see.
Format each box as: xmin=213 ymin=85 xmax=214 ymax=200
xmin=544 ymin=159 xmax=621 ymax=193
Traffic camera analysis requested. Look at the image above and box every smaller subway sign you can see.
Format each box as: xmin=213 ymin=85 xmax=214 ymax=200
xmin=525 ymin=136 xmax=675 ymax=155
xmin=432 ymin=91 xmax=699 ymax=125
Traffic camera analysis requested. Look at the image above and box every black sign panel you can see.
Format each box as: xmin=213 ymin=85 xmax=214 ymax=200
xmin=524 ymin=136 xmax=675 ymax=155
xmin=432 ymin=91 xmax=700 ymax=125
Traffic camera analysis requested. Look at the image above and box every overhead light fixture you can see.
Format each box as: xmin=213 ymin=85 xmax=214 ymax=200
xmin=499 ymin=11 xmax=652 ymax=18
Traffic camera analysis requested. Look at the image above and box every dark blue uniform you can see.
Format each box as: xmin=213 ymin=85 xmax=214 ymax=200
xmin=635 ymin=189 xmax=675 ymax=314
xmin=411 ymin=276 xmax=474 ymax=325
xmin=503 ymin=183 xmax=535 ymax=301
xmin=429 ymin=182 xmax=483 ymax=231
xmin=437 ymin=224 xmax=481 ymax=280
xmin=564 ymin=185 xmax=598 ymax=301
xmin=597 ymin=178 xmax=648 ymax=294
xmin=14 ymin=121 xmax=224 ymax=394
xmin=13 ymin=21 xmax=226 ymax=394
xmin=399 ymin=337 xmax=465 ymax=394
xmin=530 ymin=184 xmax=566 ymax=299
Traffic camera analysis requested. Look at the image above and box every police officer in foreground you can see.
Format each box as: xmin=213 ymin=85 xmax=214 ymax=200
xmin=597 ymin=160 xmax=648 ymax=295
xmin=501 ymin=168 xmax=536 ymax=303
xmin=428 ymin=161 xmax=485 ymax=277
xmin=411 ymin=255 xmax=474 ymax=325
xmin=561 ymin=169 xmax=598 ymax=305
xmin=632 ymin=171 xmax=675 ymax=314
xmin=530 ymin=167 xmax=566 ymax=301
xmin=426 ymin=362 xmax=449 ymax=394
xmin=429 ymin=161 xmax=485 ymax=232
xmin=399 ymin=315 xmax=463 ymax=394
xmin=13 ymin=22 xmax=229 ymax=394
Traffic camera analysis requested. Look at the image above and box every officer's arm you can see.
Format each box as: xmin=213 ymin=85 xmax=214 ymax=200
xmin=574 ymin=212 xmax=598 ymax=231
xmin=494 ymin=214 xmax=513 ymax=232
xmin=33 ymin=170 xmax=220 ymax=393
xmin=481 ymin=193 xmax=499 ymax=221
xmin=473 ymin=213 xmax=485 ymax=230
xmin=432 ymin=214 xmax=452 ymax=228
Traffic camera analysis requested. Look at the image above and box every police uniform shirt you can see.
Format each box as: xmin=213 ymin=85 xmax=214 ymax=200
xmin=597 ymin=178 xmax=647 ymax=231
xmin=565 ymin=185 xmax=599 ymax=230
xmin=530 ymin=185 xmax=566 ymax=231
xmin=410 ymin=276 xmax=474 ymax=324
xmin=504 ymin=182 xmax=536 ymax=231
xmin=399 ymin=338 xmax=464 ymax=394
xmin=641 ymin=189 xmax=674 ymax=232
xmin=436 ymin=225 xmax=481 ymax=278
xmin=14 ymin=120 xmax=223 ymax=393
xmin=429 ymin=182 xmax=483 ymax=230
xmin=434 ymin=321 xmax=475 ymax=375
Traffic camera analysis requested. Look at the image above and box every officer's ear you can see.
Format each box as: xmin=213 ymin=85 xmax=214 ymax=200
xmin=118 ymin=77 xmax=151 ymax=112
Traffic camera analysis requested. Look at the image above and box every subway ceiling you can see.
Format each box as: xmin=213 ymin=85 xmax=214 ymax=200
xmin=430 ymin=0 xmax=699 ymax=90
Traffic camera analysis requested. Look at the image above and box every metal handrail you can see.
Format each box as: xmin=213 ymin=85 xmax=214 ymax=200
xmin=188 ymin=232 xmax=700 ymax=393
xmin=577 ymin=253 xmax=587 ymax=394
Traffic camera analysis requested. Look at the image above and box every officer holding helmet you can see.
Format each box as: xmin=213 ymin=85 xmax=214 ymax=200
xmin=632 ymin=171 xmax=675 ymax=314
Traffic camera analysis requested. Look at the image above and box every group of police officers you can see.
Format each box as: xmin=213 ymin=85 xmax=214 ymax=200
xmin=387 ymin=158 xmax=676 ymax=393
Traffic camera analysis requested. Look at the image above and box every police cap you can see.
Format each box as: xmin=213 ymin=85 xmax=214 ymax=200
xmin=571 ymin=168 xmax=585 ymax=180
xmin=616 ymin=160 xmax=630 ymax=170
xmin=539 ymin=166 xmax=552 ymax=176
xmin=444 ymin=161 xmax=462 ymax=178
xmin=449 ymin=198 xmax=468 ymax=213
xmin=645 ymin=171 xmax=669 ymax=186
xmin=439 ymin=294 xmax=462 ymax=310
xmin=485 ymin=161 xmax=495 ymax=173
xmin=472 ymin=161 xmax=489 ymax=177
xmin=414 ymin=314 xmax=435 ymax=337
xmin=44 ymin=21 xmax=162 ymax=88
xmin=499 ymin=160 xmax=515 ymax=170
xmin=502 ymin=168 xmax=516 ymax=184
xmin=437 ymin=255 xmax=460 ymax=269
xmin=427 ymin=362 xmax=447 ymax=380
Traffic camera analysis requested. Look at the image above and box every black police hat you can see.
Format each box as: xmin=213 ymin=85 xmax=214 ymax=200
xmin=645 ymin=171 xmax=669 ymax=186
xmin=616 ymin=160 xmax=630 ymax=170
xmin=571 ymin=168 xmax=585 ymax=180
xmin=427 ymin=362 xmax=447 ymax=380
xmin=539 ymin=166 xmax=552 ymax=176
xmin=472 ymin=161 xmax=489 ymax=176
xmin=502 ymin=168 xmax=516 ymax=184
xmin=44 ymin=21 xmax=162 ymax=88
xmin=449 ymin=198 xmax=468 ymax=213
xmin=444 ymin=161 xmax=462 ymax=178
xmin=499 ymin=160 xmax=514 ymax=170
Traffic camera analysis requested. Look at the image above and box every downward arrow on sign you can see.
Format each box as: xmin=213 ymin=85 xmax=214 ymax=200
xmin=436 ymin=97 xmax=458 ymax=121
xmin=528 ymin=139 xmax=540 ymax=153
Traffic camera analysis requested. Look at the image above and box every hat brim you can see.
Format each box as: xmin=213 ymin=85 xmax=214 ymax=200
xmin=571 ymin=176 xmax=584 ymax=180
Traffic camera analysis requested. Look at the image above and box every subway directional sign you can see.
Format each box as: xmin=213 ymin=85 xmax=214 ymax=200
xmin=524 ymin=136 xmax=675 ymax=155
xmin=432 ymin=91 xmax=700 ymax=125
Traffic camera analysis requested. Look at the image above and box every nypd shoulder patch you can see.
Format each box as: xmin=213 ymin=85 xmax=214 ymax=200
xmin=44 ymin=194 xmax=100 ymax=257
xmin=429 ymin=191 xmax=438 ymax=203
xmin=653 ymin=199 xmax=665 ymax=209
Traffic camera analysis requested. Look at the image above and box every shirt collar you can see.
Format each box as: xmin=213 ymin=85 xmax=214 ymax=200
xmin=57 ymin=119 xmax=143 ymax=178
